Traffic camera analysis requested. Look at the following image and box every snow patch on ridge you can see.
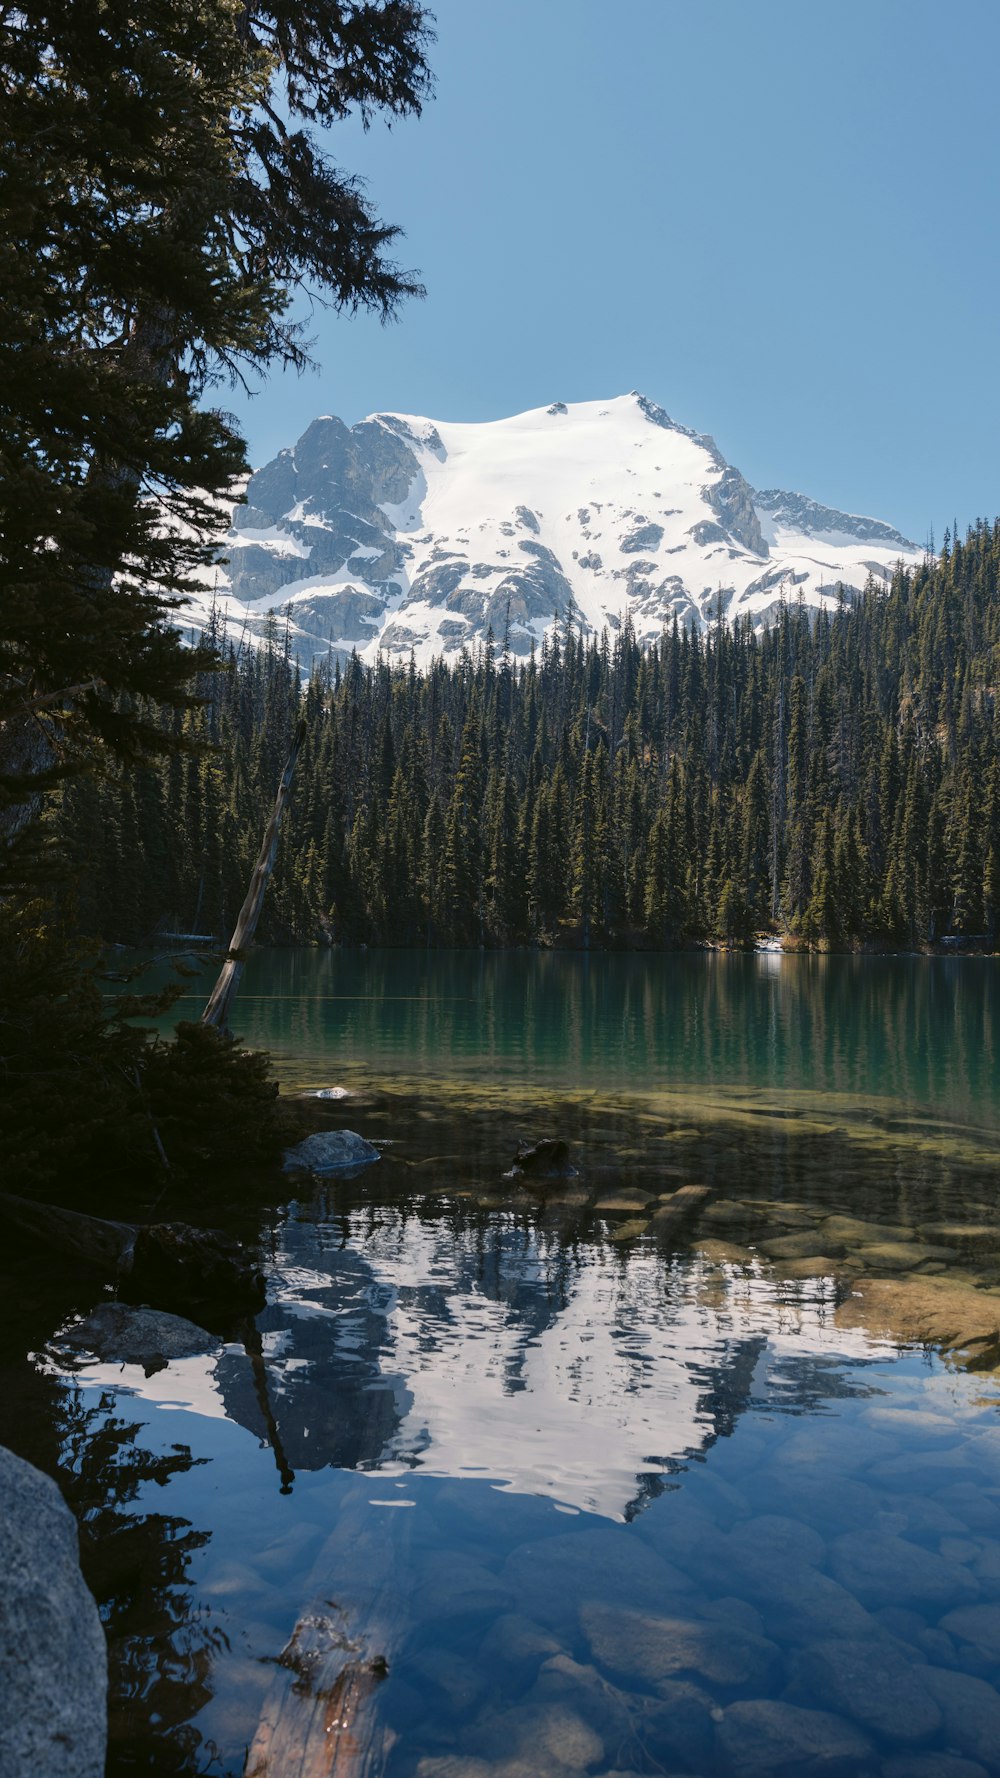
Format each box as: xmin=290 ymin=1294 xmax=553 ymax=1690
xmin=184 ymin=393 xmax=921 ymax=671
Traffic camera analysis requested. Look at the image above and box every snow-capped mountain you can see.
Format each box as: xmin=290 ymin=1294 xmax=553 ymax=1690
xmin=191 ymin=393 xmax=921 ymax=669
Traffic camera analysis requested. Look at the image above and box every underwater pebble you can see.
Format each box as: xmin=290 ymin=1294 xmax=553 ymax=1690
xmin=820 ymin=1215 xmax=916 ymax=1245
xmin=639 ymin=1677 xmax=718 ymax=1769
xmin=881 ymin=1757 xmax=988 ymax=1778
xmin=933 ymin=1483 xmax=1000 ymax=1536
xmin=861 ymin=1406 xmax=963 ymax=1444
xmin=759 ymin=1231 xmax=844 ymax=1260
xmin=696 ymin=1595 xmax=767 ymax=1638
xmin=406 ymin=1648 xmax=488 ymax=1719
xmin=937 ymin=1602 xmax=1000 ymax=1662
xmin=477 ymin=1614 xmax=564 ymax=1687
xmin=581 ymin=1601 xmax=779 ymax=1690
xmin=503 ymin=1527 xmax=692 ymax=1629
xmin=831 ymin=1531 xmax=980 ymax=1610
xmin=759 ymin=1470 xmax=882 ymax=1534
xmin=413 ymin=1553 xmax=514 ymax=1625
xmin=606 ymin=1218 xmax=650 ymax=1242
xmin=715 ymin=1698 xmax=874 ymax=1775
xmin=467 ymin=1698 xmax=605 ymax=1774
xmin=531 ymin=1652 xmax=635 ymax=1747
xmin=920 ymin=1666 xmax=1000 ymax=1764
xmin=791 ymin=1639 xmax=942 ymax=1743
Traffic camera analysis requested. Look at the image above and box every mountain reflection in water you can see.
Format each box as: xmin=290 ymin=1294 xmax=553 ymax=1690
xmin=205 ymin=1204 xmax=889 ymax=1519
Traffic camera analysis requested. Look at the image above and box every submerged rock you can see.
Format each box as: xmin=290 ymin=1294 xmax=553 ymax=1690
xmin=791 ymin=1638 xmax=941 ymax=1743
xmin=0 ymin=1446 xmax=106 ymax=1778
xmin=582 ymin=1601 xmax=778 ymax=1690
xmin=58 ymin=1303 xmax=220 ymax=1375
xmin=715 ymin=1698 xmax=873 ymax=1774
xmin=503 ymin=1527 xmax=691 ymax=1630
xmin=830 ymin=1529 xmax=979 ymax=1610
xmin=282 ymin=1129 xmax=380 ymax=1176
xmin=606 ymin=1218 xmax=650 ymax=1242
xmin=938 ymin=1602 xmax=1000 ymax=1662
xmin=507 ymin=1138 xmax=575 ymax=1180
xmin=477 ymin=1614 xmax=563 ymax=1687
xmin=834 ymin=1277 xmax=1000 ymax=1361
xmin=882 ymin=1756 xmax=989 ymax=1778
xmin=920 ymin=1666 xmax=1000 ymax=1764
xmin=468 ymin=1697 xmax=604 ymax=1774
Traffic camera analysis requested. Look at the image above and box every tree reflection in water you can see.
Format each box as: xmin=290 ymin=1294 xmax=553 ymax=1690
xmin=57 ymin=1385 xmax=224 ymax=1776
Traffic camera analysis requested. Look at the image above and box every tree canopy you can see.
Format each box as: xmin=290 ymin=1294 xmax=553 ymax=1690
xmin=0 ymin=0 xmax=433 ymax=855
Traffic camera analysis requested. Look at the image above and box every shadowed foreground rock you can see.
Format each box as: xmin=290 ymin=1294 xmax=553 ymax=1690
xmin=0 ymin=1446 xmax=106 ymax=1778
xmin=0 ymin=1192 xmax=264 ymax=1320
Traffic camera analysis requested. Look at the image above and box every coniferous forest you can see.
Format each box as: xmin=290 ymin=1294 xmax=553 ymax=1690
xmin=64 ymin=522 xmax=1000 ymax=954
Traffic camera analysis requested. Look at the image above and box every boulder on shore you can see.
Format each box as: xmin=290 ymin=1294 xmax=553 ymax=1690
xmin=282 ymin=1129 xmax=381 ymax=1177
xmin=0 ymin=1446 xmax=106 ymax=1778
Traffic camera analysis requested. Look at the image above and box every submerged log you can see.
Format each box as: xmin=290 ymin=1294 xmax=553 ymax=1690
xmin=246 ymin=1485 xmax=410 ymax=1778
xmin=0 ymin=1192 xmax=264 ymax=1317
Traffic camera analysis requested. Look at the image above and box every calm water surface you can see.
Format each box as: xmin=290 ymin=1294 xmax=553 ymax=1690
xmin=5 ymin=950 xmax=1000 ymax=1776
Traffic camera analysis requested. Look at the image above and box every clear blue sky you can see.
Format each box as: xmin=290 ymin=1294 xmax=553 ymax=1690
xmin=229 ymin=0 xmax=1000 ymax=544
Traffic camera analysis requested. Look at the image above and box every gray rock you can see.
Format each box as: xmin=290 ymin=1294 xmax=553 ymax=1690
xmin=581 ymin=1602 xmax=778 ymax=1690
xmin=414 ymin=1552 xmax=513 ymax=1625
xmin=478 ymin=1613 xmax=563 ymax=1687
xmin=937 ymin=1602 xmax=1000 ymax=1661
xmin=715 ymin=1698 xmax=874 ymax=1775
xmin=0 ymin=1447 xmax=106 ymax=1778
xmin=881 ymin=1758 xmax=988 ymax=1778
xmin=282 ymin=1129 xmax=380 ymax=1176
xmin=530 ymin=1653 xmax=634 ymax=1748
xmin=406 ymin=1647 xmax=487 ymax=1719
xmin=792 ymin=1639 xmax=941 ymax=1743
xmin=468 ymin=1698 xmax=604 ymax=1773
xmin=503 ymin=1526 xmax=691 ymax=1630
xmin=727 ymin=1512 xmax=826 ymax=1570
xmin=697 ymin=1594 xmax=766 ymax=1638
xmin=58 ymin=1303 xmax=219 ymax=1374
xmin=920 ymin=1666 xmax=1000 ymax=1764
xmin=639 ymin=1677 xmax=718 ymax=1769
xmin=830 ymin=1530 xmax=980 ymax=1610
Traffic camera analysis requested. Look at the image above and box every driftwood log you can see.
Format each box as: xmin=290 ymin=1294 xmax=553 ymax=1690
xmin=202 ymin=719 xmax=306 ymax=1035
xmin=245 ymin=1484 xmax=410 ymax=1778
xmin=0 ymin=1192 xmax=264 ymax=1317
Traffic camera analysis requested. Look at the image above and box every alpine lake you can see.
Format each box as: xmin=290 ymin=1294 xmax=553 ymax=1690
xmin=3 ymin=947 xmax=1000 ymax=1778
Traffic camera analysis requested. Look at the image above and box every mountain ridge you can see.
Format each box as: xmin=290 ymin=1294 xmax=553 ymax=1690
xmin=190 ymin=392 xmax=921 ymax=668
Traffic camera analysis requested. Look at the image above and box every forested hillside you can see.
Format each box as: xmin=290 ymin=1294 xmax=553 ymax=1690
xmin=64 ymin=521 xmax=1000 ymax=951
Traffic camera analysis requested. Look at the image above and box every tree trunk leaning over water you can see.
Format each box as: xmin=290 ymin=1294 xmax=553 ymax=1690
xmin=202 ymin=720 xmax=307 ymax=1035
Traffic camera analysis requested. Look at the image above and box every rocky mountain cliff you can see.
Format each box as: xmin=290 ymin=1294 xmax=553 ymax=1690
xmin=189 ymin=393 xmax=920 ymax=669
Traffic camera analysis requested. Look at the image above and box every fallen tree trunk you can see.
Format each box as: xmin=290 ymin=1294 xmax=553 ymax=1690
xmin=202 ymin=719 xmax=307 ymax=1035
xmin=245 ymin=1483 xmax=410 ymax=1778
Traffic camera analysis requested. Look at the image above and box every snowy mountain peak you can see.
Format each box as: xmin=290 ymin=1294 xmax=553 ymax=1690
xmin=195 ymin=394 xmax=921 ymax=670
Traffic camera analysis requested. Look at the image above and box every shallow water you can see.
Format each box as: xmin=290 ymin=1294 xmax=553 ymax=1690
xmin=7 ymin=949 xmax=1000 ymax=1776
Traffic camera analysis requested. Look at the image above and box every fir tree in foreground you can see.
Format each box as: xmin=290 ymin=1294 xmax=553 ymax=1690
xmin=0 ymin=3 xmax=434 ymax=1189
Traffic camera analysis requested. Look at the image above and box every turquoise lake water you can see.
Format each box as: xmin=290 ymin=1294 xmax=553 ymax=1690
xmin=5 ymin=949 xmax=1000 ymax=1775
